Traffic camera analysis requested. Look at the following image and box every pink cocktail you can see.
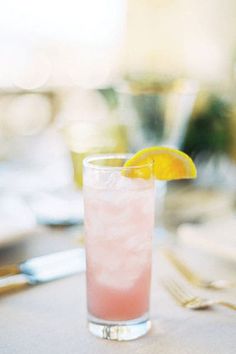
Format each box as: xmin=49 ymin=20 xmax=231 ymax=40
xmin=83 ymin=154 xmax=155 ymax=340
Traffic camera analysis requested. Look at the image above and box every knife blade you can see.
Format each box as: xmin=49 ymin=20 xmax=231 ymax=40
xmin=0 ymin=248 xmax=86 ymax=294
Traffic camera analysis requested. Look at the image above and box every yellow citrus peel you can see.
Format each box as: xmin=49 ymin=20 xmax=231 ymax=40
xmin=123 ymin=146 xmax=197 ymax=180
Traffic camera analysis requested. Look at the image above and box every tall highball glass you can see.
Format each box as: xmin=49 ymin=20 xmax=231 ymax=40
xmin=83 ymin=154 xmax=155 ymax=340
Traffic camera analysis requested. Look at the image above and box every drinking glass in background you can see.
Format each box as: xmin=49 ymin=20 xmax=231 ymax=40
xmin=83 ymin=154 xmax=155 ymax=340
xmin=116 ymin=77 xmax=198 ymax=234
xmin=117 ymin=77 xmax=198 ymax=150
xmin=62 ymin=120 xmax=128 ymax=188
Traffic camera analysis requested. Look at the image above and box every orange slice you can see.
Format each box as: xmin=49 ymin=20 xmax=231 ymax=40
xmin=123 ymin=146 xmax=197 ymax=180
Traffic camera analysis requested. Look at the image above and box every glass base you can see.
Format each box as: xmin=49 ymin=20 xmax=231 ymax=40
xmin=88 ymin=314 xmax=151 ymax=341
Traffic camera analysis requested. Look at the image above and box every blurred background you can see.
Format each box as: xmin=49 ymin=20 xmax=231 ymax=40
xmin=0 ymin=0 xmax=236 ymax=256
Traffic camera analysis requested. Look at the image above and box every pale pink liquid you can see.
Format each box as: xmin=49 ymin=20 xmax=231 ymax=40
xmin=84 ymin=173 xmax=154 ymax=321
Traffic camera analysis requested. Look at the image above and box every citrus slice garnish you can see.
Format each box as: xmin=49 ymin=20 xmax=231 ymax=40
xmin=123 ymin=146 xmax=197 ymax=180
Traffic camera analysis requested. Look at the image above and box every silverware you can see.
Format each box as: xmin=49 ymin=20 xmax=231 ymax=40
xmin=162 ymin=248 xmax=235 ymax=290
xmin=0 ymin=248 xmax=86 ymax=294
xmin=163 ymin=277 xmax=236 ymax=311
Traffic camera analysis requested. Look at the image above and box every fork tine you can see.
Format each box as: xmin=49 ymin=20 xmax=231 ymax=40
xmin=169 ymin=278 xmax=193 ymax=301
xmin=163 ymin=279 xmax=186 ymax=305
xmin=163 ymin=277 xmax=196 ymax=307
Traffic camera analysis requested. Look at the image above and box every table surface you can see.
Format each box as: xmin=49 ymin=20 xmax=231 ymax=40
xmin=0 ymin=228 xmax=235 ymax=354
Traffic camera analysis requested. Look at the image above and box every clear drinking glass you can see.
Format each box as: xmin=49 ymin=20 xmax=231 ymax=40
xmin=62 ymin=120 xmax=128 ymax=188
xmin=83 ymin=154 xmax=155 ymax=340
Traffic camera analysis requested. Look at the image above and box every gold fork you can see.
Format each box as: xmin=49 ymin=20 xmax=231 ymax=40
xmin=162 ymin=248 xmax=236 ymax=290
xmin=163 ymin=277 xmax=236 ymax=311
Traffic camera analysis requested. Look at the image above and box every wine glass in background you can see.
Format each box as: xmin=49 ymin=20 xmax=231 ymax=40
xmin=56 ymin=89 xmax=128 ymax=189
xmin=115 ymin=76 xmax=198 ymax=240
xmin=62 ymin=120 xmax=128 ymax=189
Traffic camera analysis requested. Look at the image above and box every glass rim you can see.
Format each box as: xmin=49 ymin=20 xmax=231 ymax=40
xmin=83 ymin=153 xmax=153 ymax=171
xmin=115 ymin=78 xmax=199 ymax=96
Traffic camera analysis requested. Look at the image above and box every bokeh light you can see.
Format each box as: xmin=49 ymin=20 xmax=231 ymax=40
xmin=1 ymin=94 xmax=52 ymax=136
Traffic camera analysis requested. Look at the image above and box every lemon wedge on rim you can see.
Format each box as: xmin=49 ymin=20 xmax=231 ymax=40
xmin=123 ymin=146 xmax=197 ymax=180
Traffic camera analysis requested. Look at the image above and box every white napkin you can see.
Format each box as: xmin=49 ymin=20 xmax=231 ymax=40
xmin=177 ymin=216 xmax=236 ymax=262
xmin=0 ymin=196 xmax=37 ymax=248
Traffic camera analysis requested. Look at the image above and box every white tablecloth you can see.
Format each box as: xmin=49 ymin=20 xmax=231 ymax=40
xmin=0 ymin=230 xmax=235 ymax=354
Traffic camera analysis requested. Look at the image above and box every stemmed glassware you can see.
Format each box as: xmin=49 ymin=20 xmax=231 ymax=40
xmin=116 ymin=77 xmax=198 ymax=238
